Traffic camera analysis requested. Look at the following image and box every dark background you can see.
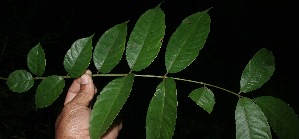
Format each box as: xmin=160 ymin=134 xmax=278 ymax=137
xmin=0 ymin=0 xmax=298 ymax=138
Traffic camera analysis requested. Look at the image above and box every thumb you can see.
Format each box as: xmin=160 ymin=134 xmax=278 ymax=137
xmin=70 ymin=72 xmax=95 ymax=106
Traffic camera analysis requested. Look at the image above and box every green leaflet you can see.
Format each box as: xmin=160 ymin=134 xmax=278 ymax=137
xmin=35 ymin=75 xmax=65 ymax=108
xmin=27 ymin=43 xmax=46 ymax=76
xmin=165 ymin=8 xmax=211 ymax=73
xmin=126 ymin=5 xmax=165 ymax=71
xmin=240 ymin=48 xmax=275 ymax=93
xmin=6 ymin=70 xmax=34 ymax=93
xmin=189 ymin=87 xmax=215 ymax=114
xmin=93 ymin=22 xmax=127 ymax=73
xmin=89 ymin=74 xmax=134 ymax=139
xmin=146 ymin=78 xmax=177 ymax=139
xmin=63 ymin=35 xmax=93 ymax=78
xmin=235 ymin=97 xmax=272 ymax=139
xmin=254 ymin=96 xmax=299 ymax=139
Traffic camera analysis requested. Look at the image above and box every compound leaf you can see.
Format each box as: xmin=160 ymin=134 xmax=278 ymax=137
xmin=63 ymin=35 xmax=93 ymax=78
xmin=6 ymin=70 xmax=34 ymax=93
xmin=235 ymin=97 xmax=272 ymax=139
xmin=146 ymin=78 xmax=177 ymax=139
xmin=35 ymin=75 xmax=65 ymax=108
xmin=126 ymin=5 xmax=165 ymax=71
xmin=93 ymin=22 xmax=127 ymax=73
xmin=240 ymin=48 xmax=275 ymax=93
xmin=27 ymin=43 xmax=46 ymax=76
xmin=189 ymin=87 xmax=215 ymax=114
xmin=89 ymin=74 xmax=134 ymax=139
xmin=165 ymin=8 xmax=211 ymax=73
xmin=254 ymin=96 xmax=299 ymax=139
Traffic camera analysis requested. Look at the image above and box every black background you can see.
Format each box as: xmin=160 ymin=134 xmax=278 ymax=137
xmin=0 ymin=0 xmax=298 ymax=138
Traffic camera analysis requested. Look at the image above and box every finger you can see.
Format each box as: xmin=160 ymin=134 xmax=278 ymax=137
xmin=69 ymin=71 xmax=95 ymax=106
xmin=95 ymin=86 xmax=98 ymax=94
xmin=64 ymin=70 xmax=93 ymax=106
xmin=64 ymin=77 xmax=81 ymax=106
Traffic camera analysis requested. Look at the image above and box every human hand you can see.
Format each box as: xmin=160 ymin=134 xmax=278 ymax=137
xmin=55 ymin=70 xmax=122 ymax=139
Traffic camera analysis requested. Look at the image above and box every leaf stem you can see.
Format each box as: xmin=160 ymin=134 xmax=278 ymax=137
xmin=0 ymin=77 xmax=7 ymax=80
xmin=134 ymin=74 xmax=242 ymax=97
xmin=92 ymin=74 xmax=129 ymax=77
xmin=134 ymin=74 xmax=165 ymax=78
xmin=1 ymin=73 xmax=242 ymax=97
xmin=171 ymin=77 xmax=242 ymax=97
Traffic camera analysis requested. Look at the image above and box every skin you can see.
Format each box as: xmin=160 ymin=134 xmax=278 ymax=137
xmin=55 ymin=70 xmax=122 ymax=139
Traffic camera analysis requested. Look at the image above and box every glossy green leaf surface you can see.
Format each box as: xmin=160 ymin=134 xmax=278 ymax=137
xmin=27 ymin=43 xmax=46 ymax=76
xmin=89 ymin=74 xmax=134 ymax=139
xmin=93 ymin=22 xmax=127 ymax=73
xmin=35 ymin=75 xmax=65 ymax=108
xmin=146 ymin=78 xmax=177 ymax=139
xmin=240 ymin=48 xmax=275 ymax=93
xmin=126 ymin=5 xmax=165 ymax=71
xmin=254 ymin=96 xmax=299 ymax=139
xmin=63 ymin=35 xmax=93 ymax=78
xmin=6 ymin=70 xmax=34 ymax=93
xmin=165 ymin=9 xmax=211 ymax=73
xmin=189 ymin=87 xmax=215 ymax=114
xmin=235 ymin=97 xmax=272 ymax=139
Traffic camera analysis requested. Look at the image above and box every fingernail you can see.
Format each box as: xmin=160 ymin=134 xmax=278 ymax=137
xmin=81 ymin=75 xmax=89 ymax=84
xmin=85 ymin=69 xmax=92 ymax=76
